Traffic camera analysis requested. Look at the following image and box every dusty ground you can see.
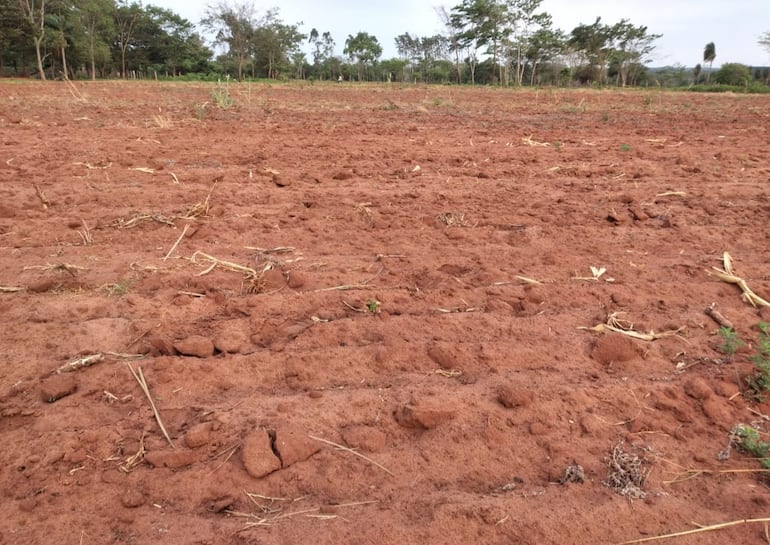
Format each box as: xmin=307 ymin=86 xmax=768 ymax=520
xmin=1 ymin=81 xmax=770 ymax=545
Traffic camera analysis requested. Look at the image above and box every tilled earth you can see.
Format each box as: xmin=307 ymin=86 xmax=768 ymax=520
xmin=1 ymin=81 xmax=770 ymax=544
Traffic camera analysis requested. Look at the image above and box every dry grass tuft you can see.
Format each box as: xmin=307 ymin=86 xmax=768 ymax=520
xmin=436 ymin=212 xmax=473 ymax=227
xmin=604 ymin=441 xmax=650 ymax=499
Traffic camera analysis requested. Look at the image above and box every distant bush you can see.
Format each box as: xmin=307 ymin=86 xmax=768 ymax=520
xmin=715 ymin=63 xmax=752 ymax=86
xmin=688 ymin=82 xmax=770 ymax=94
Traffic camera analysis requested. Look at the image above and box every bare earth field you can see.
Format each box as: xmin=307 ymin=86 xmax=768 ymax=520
xmin=1 ymin=81 xmax=770 ymax=545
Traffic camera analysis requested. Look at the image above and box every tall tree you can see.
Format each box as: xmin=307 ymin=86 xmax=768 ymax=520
xmin=569 ymin=17 xmax=613 ymax=84
xmin=202 ymin=0 xmax=255 ymax=80
xmin=436 ymin=5 xmax=464 ymax=83
xmin=252 ymin=11 xmax=304 ymax=79
xmin=343 ymin=31 xmax=382 ymax=81
xmin=18 ymin=0 xmax=47 ymax=79
xmin=452 ymin=0 xmax=506 ymax=84
xmin=703 ymin=41 xmax=715 ymax=83
xmin=504 ymin=0 xmax=552 ymax=85
xmin=609 ymin=20 xmax=660 ymax=86
xmin=0 ymin=0 xmax=27 ymax=74
xmin=76 ymin=0 xmax=114 ymax=79
xmin=525 ymin=26 xmax=565 ymax=85
xmin=113 ymin=0 xmax=141 ymax=77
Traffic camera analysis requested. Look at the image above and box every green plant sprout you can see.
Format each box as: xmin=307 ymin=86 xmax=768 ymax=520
xmin=717 ymin=326 xmax=744 ymax=359
xmin=746 ymin=322 xmax=770 ymax=398
xmin=731 ymin=424 xmax=770 ymax=469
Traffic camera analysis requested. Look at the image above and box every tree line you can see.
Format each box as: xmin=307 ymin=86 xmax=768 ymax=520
xmin=2 ymin=0 xmax=769 ymax=86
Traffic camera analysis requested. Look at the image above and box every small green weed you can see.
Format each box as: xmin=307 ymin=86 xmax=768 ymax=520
xmin=211 ymin=77 xmax=234 ymax=109
xmin=731 ymin=424 xmax=770 ymax=469
xmin=552 ymin=141 xmax=562 ymax=151
xmin=620 ymin=143 xmax=631 ymax=152
xmin=366 ymin=299 xmax=380 ymax=313
xmin=746 ymin=322 xmax=770 ymax=398
xmin=717 ymin=326 xmax=744 ymax=360
xmin=105 ymin=279 xmax=132 ymax=297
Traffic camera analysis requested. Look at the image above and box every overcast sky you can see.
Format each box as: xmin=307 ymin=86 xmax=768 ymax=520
xmin=156 ymin=0 xmax=770 ymax=67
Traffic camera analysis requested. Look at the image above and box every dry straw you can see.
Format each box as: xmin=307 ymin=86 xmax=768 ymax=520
xmin=127 ymin=363 xmax=175 ymax=448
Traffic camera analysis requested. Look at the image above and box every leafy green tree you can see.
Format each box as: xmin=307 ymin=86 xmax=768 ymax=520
xmin=504 ymin=0 xmax=553 ymax=85
xmin=609 ymin=20 xmax=660 ymax=86
xmin=451 ymin=0 xmax=506 ymax=84
xmin=113 ymin=0 xmax=142 ymax=77
xmin=307 ymin=29 xmax=334 ymax=80
xmin=568 ymin=17 xmax=613 ymax=84
xmin=703 ymin=41 xmax=715 ymax=83
xmin=1 ymin=0 xmax=29 ymax=74
xmin=45 ymin=7 xmax=74 ymax=78
xmin=714 ymin=62 xmax=750 ymax=86
xmin=343 ymin=31 xmax=382 ymax=81
xmin=251 ymin=11 xmax=305 ymax=79
xmin=525 ymin=26 xmax=565 ymax=84
xmin=75 ymin=0 xmax=114 ymax=79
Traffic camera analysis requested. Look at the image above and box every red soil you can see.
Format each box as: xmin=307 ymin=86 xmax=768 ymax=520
xmin=1 ymin=81 xmax=770 ymax=544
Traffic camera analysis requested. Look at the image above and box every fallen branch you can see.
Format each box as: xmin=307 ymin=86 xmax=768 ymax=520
xmin=127 ymin=363 xmax=174 ymax=448
xmin=56 ymin=353 xmax=104 ymax=374
xmin=704 ymin=303 xmax=734 ymax=329
xmin=0 ymin=286 xmax=25 ymax=293
xmin=708 ymin=252 xmax=769 ymax=308
xmin=24 ymin=263 xmax=87 ymax=276
xmin=579 ymin=312 xmax=684 ymax=341
xmin=33 ymin=184 xmax=50 ymax=209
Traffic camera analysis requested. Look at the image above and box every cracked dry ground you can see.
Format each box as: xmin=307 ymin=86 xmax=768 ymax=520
xmin=1 ymin=82 xmax=770 ymax=545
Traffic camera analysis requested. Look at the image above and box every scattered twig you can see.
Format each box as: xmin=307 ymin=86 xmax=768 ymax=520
xmin=704 ymin=303 xmax=734 ymax=329
xmin=33 ymin=184 xmax=50 ymax=209
xmin=56 ymin=353 xmax=104 ymax=374
xmin=522 ymin=134 xmax=550 ymax=147
xmin=663 ymin=467 xmax=770 ymax=484
xmin=120 ymin=432 xmax=146 ymax=473
xmin=579 ymin=312 xmax=684 ymax=341
xmin=655 ymin=191 xmax=686 ymax=197
xmin=0 ymin=286 xmax=25 ymax=293
xmin=708 ymin=252 xmax=770 ymax=308
xmin=434 ymin=368 xmax=462 ymax=378
xmin=109 ymin=213 xmax=176 ymax=229
xmin=127 ymin=363 xmax=174 ymax=448
xmin=77 ymin=219 xmax=93 ymax=246
xmin=313 ymin=267 xmax=384 ymax=293
xmin=308 ymin=434 xmax=394 ymax=476
xmin=169 ymin=172 xmax=179 ymax=184
xmin=515 ymin=275 xmax=542 ymax=285
xmin=177 ymin=290 xmax=206 ymax=298
xmin=181 ymin=181 xmax=217 ymax=219
xmin=163 ymin=224 xmax=190 ymax=261
xmin=129 ymin=167 xmax=155 ymax=174
xmin=23 ymin=263 xmax=87 ymax=276
xmin=617 ymin=518 xmax=770 ymax=544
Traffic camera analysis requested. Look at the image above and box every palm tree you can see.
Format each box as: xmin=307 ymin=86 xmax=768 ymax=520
xmin=693 ymin=63 xmax=701 ymax=85
xmin=703 ymin=42 xmax=716 ymax=83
